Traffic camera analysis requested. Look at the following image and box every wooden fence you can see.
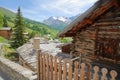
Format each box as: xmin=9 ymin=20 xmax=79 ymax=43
xmin=37 ymin=53 xmax=118 ymax=80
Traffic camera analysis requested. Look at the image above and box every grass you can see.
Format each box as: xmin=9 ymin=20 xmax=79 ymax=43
xmin=0 ymin=36 xmax=8 ymax=43
xmin=59 ymin=37 xmax=73 ymax=43
xmin=3 ymin=44 xmax=19 ymax=61
xmin=0 ymin=37 xmax=19 ymax=61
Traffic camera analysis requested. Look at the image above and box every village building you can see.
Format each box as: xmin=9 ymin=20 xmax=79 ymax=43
xmin=58 ymin=0 xmax=120 ymax=63
xmin=57 ymin=42 xmax=72 ymax=54
xmin=0 ymin=27 xmax=12 ymax=39
xmin=17 ymin=38 xmax=70 ymax=71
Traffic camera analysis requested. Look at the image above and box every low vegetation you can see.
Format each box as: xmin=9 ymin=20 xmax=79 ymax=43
xmin=3 ymin=44 xmax=18 ymax=61
xmin=0 ymin=7 xmax=72 ymax=61
xmin=0 ymin=36 xmax=8 ymax=43
xmin=0 ymin=37 xmax=18 ymax=61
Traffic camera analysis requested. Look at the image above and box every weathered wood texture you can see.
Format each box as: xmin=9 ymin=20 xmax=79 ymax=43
xmin=38 ymin=53 xmax=118 ymax=80
xmin=71 ymin=7 xmax=120 ymax=62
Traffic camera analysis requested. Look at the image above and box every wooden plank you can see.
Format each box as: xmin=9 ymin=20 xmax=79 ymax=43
xmin=74 ymin=61 xmax=78 ymax=80
xmin=94 ymin=21 xmax=120 ymax=26
xmin=80 ymin=63 xmax=85 ymax=80
xmin=68 ymin=60 xmax=72 ymax=80
xmin=110 ymin=70 xmax=118 ymax=80
xmin=93 ymin=66 xmax=99 ymax=80
xmin=40 ymin=53 xmax=43 ymax=80
xmin=46 ymin=54 xmax=49 ymax=80
xmin=97 ymin=18 xmax=120 ymax=22
xmin=99 ymin=29 xmax=120 ymax=32
xmin=101 ymin=68 xmax=108 ymax=80
xmin=86 ymin=63 xmax=91 ymax=80
xmin=58 ymin=57 xmax=62 ymax=80
xmin=43 ymin=54 xmax=46 ymax=80
xmin=90 ymin=0 xmax=115 ymax=19
xmin=94 ymin=27 xmax=99 ymax=57
xmin=36 ymin=50 xmax=40 ymax=80
xmin=63 ymin=59 xmax=67 ymax=80
xmin=53 ymin=56 xmax=57 ymax=80
xmin=50 ymin=55 xmax=53 ymax=80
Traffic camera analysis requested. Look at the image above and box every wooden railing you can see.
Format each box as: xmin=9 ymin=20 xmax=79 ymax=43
xmin=37 ymin=53 xmax=118 ymax=80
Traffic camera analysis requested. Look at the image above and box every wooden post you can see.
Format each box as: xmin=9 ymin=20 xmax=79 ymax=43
xmin=50 ymin=55 xmax=53 ymax=80
xmin=46 ymin=54 xmax=49 ymax=80
xmin=86 ymin=63 xmax=91 ymax=80
xmin=58 ymin=57 xmax=62 ymax=80
xmin=68 ymin=60 xmax=73 ymax=80
xmin=101 ymin=68 xmax=108 ymax=80
xmin=94 ymin=26 xmax=99 ymax=59
xmin=93 ymin=66 xmax=99 ymax=80
xmin=110 ymin=70 xmax=117 ymax=80
xmin=33 ymin=37 xmax=40 ymax=80
xmin=63 ymin=59 xmax=67 ymax=80
xmin=43 ymin=54 xmax=46 ymax=80
xmin=53 ymin=56 xmax=57 ymax=80
xmin=74 ymin=61 xmax=78 ymax=80
xmin=80 ymin=63 xmax=85 ymax=80
xmin=40 ymin=53 xmax=43 ymax=80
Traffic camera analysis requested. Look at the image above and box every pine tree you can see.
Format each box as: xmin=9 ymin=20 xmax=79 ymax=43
xmin=0 ymin=13 xmax=3 ymax=28
xmin=3 ymin=15 xmax=8 ymax=27
xmin=10 ymin=7 xmax=26 ymax=48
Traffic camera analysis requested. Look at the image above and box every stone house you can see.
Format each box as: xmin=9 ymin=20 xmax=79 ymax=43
xmin=58 ymin=0 xmax=120 ymax=63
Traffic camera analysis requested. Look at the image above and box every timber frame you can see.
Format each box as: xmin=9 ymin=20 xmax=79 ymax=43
xmin=58 ymin=0 xmax=120 ymax=63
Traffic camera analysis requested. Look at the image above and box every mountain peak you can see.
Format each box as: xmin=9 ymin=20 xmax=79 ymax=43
xmin=48 ymin=16 xmax=71 ymax=23
xmin=43 ymin=16 xmax=77 ymax=30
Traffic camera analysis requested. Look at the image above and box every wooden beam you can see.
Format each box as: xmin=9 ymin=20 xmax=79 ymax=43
xmin=99 ymin=29 xmax=120 ymax=32
xmin=94 ymin=21 xmax=120 ymax=26
xmin=113 ymin=0 xmax=120 ymax=8
xmin=64 ymin=33 xmax=76 ymax=37
xmin=84 ymin=18 xmax=93 ymax=24
xmin=90 ymin=0 xmax=115 ymax=19
xmin=97 ymin=18 xmax=120 ymax=22
xmin=94 ymin=26 xmax=99 ymax=57
xmin=67 ymin=0 xmax=115 ymax=35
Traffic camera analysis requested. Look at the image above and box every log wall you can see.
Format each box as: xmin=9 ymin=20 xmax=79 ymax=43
xmin=71 ymin=6 xmax=120 ymax=58
xmin=72 ymin=26 xmax=96 ymax=57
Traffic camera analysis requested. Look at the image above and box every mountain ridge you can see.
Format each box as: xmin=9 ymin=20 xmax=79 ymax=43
xmin=43 ymin=15 xmax=79 ymax=30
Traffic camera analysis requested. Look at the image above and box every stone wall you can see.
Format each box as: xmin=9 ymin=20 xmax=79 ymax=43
xmin=0 ymin=57 xmax=37 ymax=80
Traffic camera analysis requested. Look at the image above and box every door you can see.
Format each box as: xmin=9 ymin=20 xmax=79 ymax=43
xmin=96 ymin=37 xmax=120 ymax=61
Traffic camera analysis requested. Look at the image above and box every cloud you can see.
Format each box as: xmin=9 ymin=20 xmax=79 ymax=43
xmin=40 ymin=0 xmax=98 ymax=15
xmin=9 ymin=0 xmax=98 ymax=21
xmin=22 ymin=9 xmax=38 ymax=14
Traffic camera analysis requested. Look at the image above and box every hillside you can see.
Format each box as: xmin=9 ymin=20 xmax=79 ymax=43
xmin=0 ymin=7 xmax=58 ymax=38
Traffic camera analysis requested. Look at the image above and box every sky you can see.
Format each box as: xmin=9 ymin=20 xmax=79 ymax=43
xmin=0 ymin=0 xmax=98 ymax=22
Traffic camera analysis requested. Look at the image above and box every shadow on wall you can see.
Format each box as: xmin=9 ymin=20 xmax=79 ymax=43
xmin=55 ymin=52 xmax=70 ymax=59
xmin=0 ymin=69 xmax=11 ymax=80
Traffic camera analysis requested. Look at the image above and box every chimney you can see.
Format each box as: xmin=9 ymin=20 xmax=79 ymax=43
xmin=33 ymin=37 xmax=40 ymax=50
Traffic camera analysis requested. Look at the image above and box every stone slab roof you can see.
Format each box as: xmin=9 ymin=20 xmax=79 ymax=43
xmin=17 ymin=42 xmax=70 ymax=70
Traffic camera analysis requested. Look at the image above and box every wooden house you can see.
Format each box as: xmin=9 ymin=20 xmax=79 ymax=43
xmin=57 ymin=42 xmax=72 ymax=54
xmin=0 ymin=27 xmax=12 ymax=39
xmin=58 ymin=0 xmax=120 ymax=63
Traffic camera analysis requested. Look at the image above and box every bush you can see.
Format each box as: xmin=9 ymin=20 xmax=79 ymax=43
xmin=3 ymin=44 xmax=19 ymax=61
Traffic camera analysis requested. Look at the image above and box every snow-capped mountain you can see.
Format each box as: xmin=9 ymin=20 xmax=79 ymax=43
xmin=43 ymin=15 xmax=78 ymax=30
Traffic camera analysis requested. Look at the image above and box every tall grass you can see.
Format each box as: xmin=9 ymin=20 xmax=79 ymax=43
xmin=0 ymin=36 xmax=8 ymax=43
